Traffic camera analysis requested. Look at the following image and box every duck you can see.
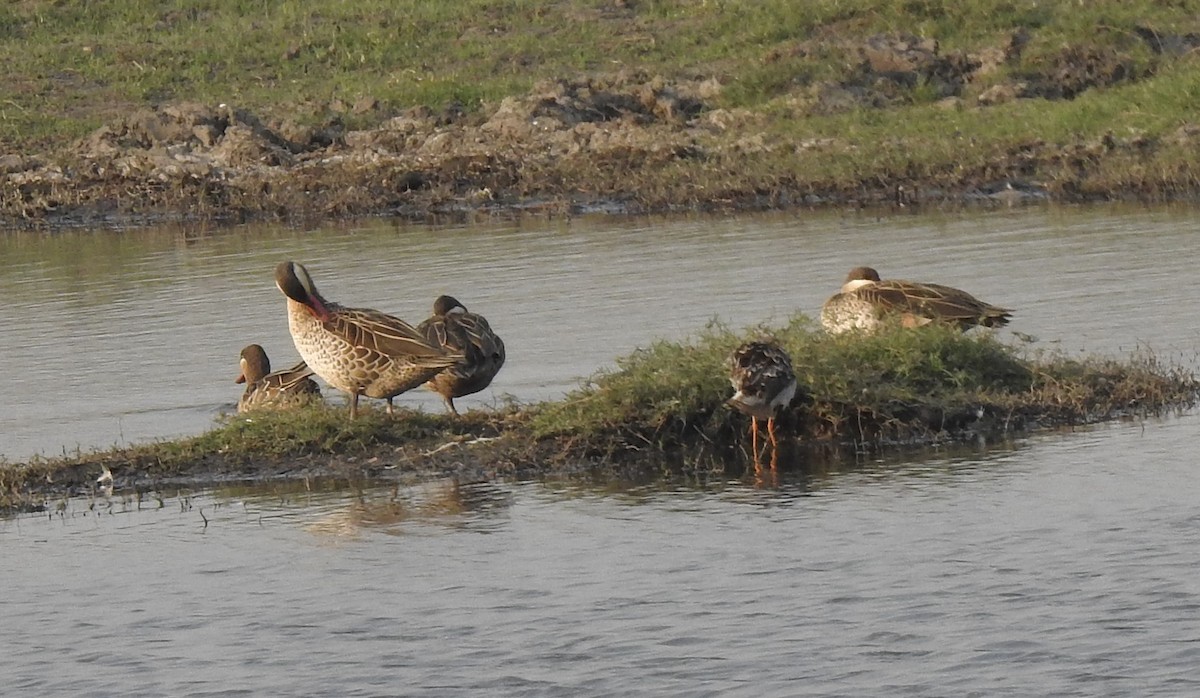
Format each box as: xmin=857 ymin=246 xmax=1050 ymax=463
xmin=235 ymin=344 xmax=321 ymax=413
xmin=274 ymin=261 xmax=462 ymax=419
xmin=821 ymin=266 xmax=1012 ymax=334
xmin=727 ymin=340 xmax=798 ymax=470
xmin=416 ymin=295 xmax=506 ymax=415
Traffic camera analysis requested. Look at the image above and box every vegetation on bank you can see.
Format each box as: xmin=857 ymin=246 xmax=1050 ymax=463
xmin=531 ymin=317 xmax=1198 ymax=457
xmin=3 ymin=317 xmax=1195 ymax=514
xmin=5 ymin=1 xmax=1200 ymax=223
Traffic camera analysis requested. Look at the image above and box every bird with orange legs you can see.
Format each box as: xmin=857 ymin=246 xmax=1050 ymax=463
xmin=727 ymin=340 xmax=798 ymax=471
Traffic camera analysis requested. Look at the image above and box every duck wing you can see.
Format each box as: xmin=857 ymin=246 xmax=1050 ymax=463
xmin=457 ymin=313 xmax=506 ymax=366
xmin=861 ymin=281 xmax=1012 ymax=327
xmin=326 ymin=306 xmax=453 ymax=359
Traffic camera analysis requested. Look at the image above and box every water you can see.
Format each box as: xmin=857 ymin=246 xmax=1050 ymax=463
xmin=2 ymin=205 xmax=1200 ymax=695
xmin=2 ymin=205 xmax=1198 ymax=460
xmin=3 ymin=416 xmax=1199 ymax=695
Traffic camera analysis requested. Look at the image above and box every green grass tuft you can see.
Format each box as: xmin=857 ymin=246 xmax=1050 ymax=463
xmin=530 ymin=314 xmax=1198 ymax=450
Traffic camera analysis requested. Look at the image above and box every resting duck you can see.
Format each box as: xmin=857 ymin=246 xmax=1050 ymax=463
xmin=274 ymin=261 xmax=461 ymax=419
xmin=821 ymin=266 xmax=1012 ymax=334
xmin=727 ymin=340 xmax=798 ymax=470
xmin=416 ymin=295 xmax=506 ymax=415
xmin=234 ymin=344 xmax=320 ymax=413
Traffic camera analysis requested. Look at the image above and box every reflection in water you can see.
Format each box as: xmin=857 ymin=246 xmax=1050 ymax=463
xmin=4 ymin=416 xmax=1198 ymax=695
xmin=301 ymin=480 xmax=514 ymax=538
xmin=541 ymin=431 xmax=1027 ymax=501
xmin=2 ymin=205 xmax=1199 ymax=462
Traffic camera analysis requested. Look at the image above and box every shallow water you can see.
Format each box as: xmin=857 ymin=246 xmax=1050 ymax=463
xmin=4 ymin=205 xmax=1200 ymax=694
xmin=1 ymin=205 xmax=1198 ymax=460
xmin=4 ymin=414 xmax=1199 ymax=695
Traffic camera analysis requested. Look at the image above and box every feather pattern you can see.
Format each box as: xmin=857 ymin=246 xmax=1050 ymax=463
xmin=275 ymin=261 xmax=461 ymax=418
xmin=822 ymin=266 xmax=1012 ymax=334
xmin=417 ymin=295 xmax=506 ymax=415
xmin=235 ymin=344 xmax=320 ymax=413
xmin=727 ymin=340 xmax=798 ymax=420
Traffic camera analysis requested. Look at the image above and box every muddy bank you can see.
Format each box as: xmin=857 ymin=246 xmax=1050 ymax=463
xmin=0 ymin=402 xmax=1177 ymax=518
xmin=6 ymin=28 xmax=1199 ymax=229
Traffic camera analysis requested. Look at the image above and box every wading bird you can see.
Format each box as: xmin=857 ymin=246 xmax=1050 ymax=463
xmin=727 ymin=340 xmax=798 ymax=471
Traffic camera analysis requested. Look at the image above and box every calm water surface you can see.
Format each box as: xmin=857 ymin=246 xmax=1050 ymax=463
xmin=3 ymin=416 xmax=1199 ymax=695
xmin=1 ymin=205 xmax=1198 ymax=459
xmin=2 ymin=205 xmax=1199 ymax=695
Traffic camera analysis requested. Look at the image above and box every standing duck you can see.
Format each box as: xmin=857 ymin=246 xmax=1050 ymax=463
xmin=821 ymin=266 xmax=1012 ymax=334
xmin=417 ymin=295 xmax=506 ymax=415
xmin=727 ymin=340 xmax=798 ymax=470
xmin=274 ymin=261 xmax=461 ymax=419
xmin=234 ymin=344 xmax=321 ymax=413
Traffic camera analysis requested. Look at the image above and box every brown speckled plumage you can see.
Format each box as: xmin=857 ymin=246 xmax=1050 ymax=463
xmin=821 ymin=266 xmax=1012 ymax=334
xmin=235 ymin=344 xmax=321 ymax=413
xmin=727 ymin=340 xmax=798 ymax=470
xmin=416 ymin=295 xmax=506 ymax=415
xmin=275 ymin=261 xmax=461 ymax=419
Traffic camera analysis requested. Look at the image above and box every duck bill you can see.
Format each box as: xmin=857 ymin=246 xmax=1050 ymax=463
xmin=307 ymin=294 xmax=332 ymax=322
xmin=235 ymin=373 xmax=246 ymax=384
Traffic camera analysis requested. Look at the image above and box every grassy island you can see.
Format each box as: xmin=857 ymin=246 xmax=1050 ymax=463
xmin=2 ymin=319 xmax=1195 ymax=515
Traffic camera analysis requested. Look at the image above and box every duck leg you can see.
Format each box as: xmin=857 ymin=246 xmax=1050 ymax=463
xmin=386 ymin=397 xmax=395 ymax=416
xmin=444 ymin=395 xmax=459 ymax=416
xmin=349 ymin=392 xmax=360 ymax=420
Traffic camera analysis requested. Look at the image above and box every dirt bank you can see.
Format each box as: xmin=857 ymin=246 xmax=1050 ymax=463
xmin=6 ymin=28 xmax=1197 ymax=229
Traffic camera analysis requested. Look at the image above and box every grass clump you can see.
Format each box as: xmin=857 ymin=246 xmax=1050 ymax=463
xmin=530 ymin=315 xmax=1198 ymax=455
xmin=171 ymin=403 xmax=454 ymax=459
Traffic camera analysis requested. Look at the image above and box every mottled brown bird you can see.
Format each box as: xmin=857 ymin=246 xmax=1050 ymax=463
xmin=727 ymin=340 xmax=798 ymax=470
xmin=234 ymin=344 xmax=320 ymax=413
xmin=417 ymin=295 xmax=506 ymax=415
xmin=821 ymin=266 xmax=1012 ymax=334
xmin=275 ymin=261 xmax=461 ymax=419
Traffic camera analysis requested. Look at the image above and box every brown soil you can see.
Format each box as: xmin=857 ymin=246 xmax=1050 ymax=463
xmin=0 ymin=31 xmax=1185 ymax=229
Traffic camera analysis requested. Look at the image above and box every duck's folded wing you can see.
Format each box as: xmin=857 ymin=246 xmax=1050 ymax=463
xmin=460 ymin=314 xmax=506 ymax=364
xmin=325 ymin=308 xmax=451 ymax=358
xmin=864 ymin=281 xmax=1008 ymax=322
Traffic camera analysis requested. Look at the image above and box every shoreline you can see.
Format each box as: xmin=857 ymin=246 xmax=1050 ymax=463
xmin=4 ymin=323 xmax=1196 ymax=516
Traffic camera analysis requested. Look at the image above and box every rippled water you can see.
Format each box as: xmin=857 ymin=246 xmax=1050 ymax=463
xmin=2 ymin=205 xmax=1199 ymax=459
xmin=3 ymin=205 xmax=1200 ymax=694
xmin=4 ymin=414 xmax=1199 ymax=695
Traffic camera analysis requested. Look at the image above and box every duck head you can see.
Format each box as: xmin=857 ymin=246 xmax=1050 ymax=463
xmin=432 ymin=294 xmax=467 ymax=316
xmin=842 ymin=266 xmax=881 ymax=292
xmin=276 ymin=261 xmax=332 ymax=321
xmin=236 ymin=344 xmax=271 ymax=384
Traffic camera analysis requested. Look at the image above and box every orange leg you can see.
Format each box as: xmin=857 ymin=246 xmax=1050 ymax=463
xmin=768 ymin=417 xmax=779 ymax=470
xmin=751 ymin=417 xmax=763 ymax=472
